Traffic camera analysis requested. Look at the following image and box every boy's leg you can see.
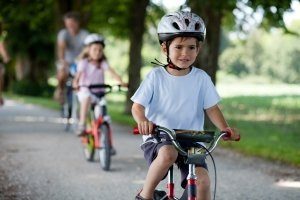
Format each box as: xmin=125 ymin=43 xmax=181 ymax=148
xmin=195 ymin=167 xmax=211 ymax=200
xmin=140 ymin=145 xmax=178 ymax=199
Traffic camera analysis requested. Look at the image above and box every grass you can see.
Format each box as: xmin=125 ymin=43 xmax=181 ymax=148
xmin=220 ymin=95 xmax=300 ymax=166
xmin=4 ymin=86 xmax=300 ymax=167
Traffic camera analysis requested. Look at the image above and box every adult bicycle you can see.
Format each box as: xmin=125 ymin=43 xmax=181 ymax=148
xmin=133 ymin=125 xmax=240 ymax=200
xmin=79 ymin=84 xmax=126 ymax=171
xmin=61 ymin=63 xmax=78 ymax=131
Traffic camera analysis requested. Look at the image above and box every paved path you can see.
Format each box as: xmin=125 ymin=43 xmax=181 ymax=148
xmin=0 ymin=100 xmax=299 ymax=200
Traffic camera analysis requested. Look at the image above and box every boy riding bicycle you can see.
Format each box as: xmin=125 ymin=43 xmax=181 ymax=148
xmin=131 ymin=11 xmax=238 ymax=200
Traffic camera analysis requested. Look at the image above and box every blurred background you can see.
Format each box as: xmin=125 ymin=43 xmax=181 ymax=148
xmin=0 ymin=0 xmax=299 ymax=166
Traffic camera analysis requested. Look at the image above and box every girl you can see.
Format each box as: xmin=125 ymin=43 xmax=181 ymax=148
xmin=73 ymin=33 xmax=127 ymax=136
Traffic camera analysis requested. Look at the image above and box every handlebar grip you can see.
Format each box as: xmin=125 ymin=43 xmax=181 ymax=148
xmin=132 ymin=124 xmax=157 ymax=135
xmin=133 ymin=127 xmax=140 ymax=135
xmin=234 ymin=134 xmax=241 ymax=141
xmin=222 ymin=131 xmax=241 ymax=141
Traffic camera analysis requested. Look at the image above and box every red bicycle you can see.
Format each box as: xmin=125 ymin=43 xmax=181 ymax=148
xmin=134 ymin=125 xmax=240 ymax=200
xmin=80 ymin=84 xmax=125 ymax=171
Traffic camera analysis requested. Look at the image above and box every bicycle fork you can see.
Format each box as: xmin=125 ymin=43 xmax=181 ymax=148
xmin=186 ymin=164 xmax=197 ymax=200
xmin=167 ymin=164 xmax=197 ymax=200
xmin=167 ymin=165 xmax=175 ymax=199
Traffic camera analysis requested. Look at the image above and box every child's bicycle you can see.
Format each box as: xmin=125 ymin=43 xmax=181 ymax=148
xmin=79 ymin=84 xmax=126 ymax=171
xmin=133 ymin=125 xmax=240 ymax=200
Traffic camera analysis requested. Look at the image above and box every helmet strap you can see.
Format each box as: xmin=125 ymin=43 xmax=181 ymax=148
xmin=166 ymin=49 xmax=191 ymax=71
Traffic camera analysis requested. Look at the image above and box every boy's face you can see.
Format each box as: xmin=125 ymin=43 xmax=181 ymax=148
xmin=163 ymin=37 xmax=200 ymax=69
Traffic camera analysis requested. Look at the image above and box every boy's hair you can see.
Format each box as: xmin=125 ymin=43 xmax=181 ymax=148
xmin=63 ymin=11 xmax=81 ymax=22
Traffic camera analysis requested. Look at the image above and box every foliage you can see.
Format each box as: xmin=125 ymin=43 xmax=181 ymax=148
xmin=0 ymin=0 xmax=55 ymax=84
xmin=220 ymin=26 xmax=300 ymax=83
xmin=10 ymin=80 xmax=55 ymax=97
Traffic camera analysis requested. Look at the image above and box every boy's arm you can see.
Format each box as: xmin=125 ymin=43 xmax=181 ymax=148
xmin=205 ymin=104 xmax=228 ymax=131
xmin=205 ymin=104 xmax=239 ymax=140
xmin=131 ymin=103 xmax=153 ymax=135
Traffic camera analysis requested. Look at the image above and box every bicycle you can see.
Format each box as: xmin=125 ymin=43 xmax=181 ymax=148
xmin=61 ymin=63 xmax=78 ymax=132
xmin=133 ymin=125 xmax=240 ymax=200
xmin=79 ymin=84 xmax=126 ymax=171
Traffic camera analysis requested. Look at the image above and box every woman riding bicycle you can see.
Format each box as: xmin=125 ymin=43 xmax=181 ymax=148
xmin=73 ymin=33 xmax=127 ymax=136
xmin=131 ymin=11 xmax=239 ymax=200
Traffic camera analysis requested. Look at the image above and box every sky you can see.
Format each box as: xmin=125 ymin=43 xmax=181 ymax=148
xmin=284 ymin=0 xmax=300 ymax=25
xmin=153 ymin=0 xmax=300 ymax=26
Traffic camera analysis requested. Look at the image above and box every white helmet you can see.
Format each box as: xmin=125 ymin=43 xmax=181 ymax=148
xmin=84 ymin=33 xmax=105 ymax=47
xmin=157 ymin=11 xmax=206 ymax=44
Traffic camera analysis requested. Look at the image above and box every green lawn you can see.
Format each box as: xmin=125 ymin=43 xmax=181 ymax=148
xmin=221 ymin=95 xmax=300 ymax=166
xmin=4 ymin=92 xmax=300 ymax=167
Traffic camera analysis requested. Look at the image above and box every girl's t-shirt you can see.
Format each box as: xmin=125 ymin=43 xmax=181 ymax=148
xmin=77 ymin=58 xmax=109 ymax=93
xmin=131 ymin=66 xmax=221 ymax=141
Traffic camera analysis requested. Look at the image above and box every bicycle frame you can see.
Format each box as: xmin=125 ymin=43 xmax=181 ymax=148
xmin=133 ymin=125 xmax=239 ymax=200
xmin=82 ymin=97 xmax=113 ymax=149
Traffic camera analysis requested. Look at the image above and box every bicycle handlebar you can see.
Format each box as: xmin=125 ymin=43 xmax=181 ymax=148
xmin=133 ymin=125 xmax=240 ymax=156
xmin=77 ymin=84 xmax=128 ymax=94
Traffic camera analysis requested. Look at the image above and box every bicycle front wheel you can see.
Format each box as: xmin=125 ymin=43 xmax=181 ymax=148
xmin=98 ymin=123 xmax=111 ymax=171
xmin=83 ymin=134 xmax=95 ymax=162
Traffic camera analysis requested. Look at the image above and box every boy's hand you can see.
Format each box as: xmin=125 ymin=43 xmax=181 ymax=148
xmin=137 ymin=121 xmax=154 ymax=135
xmin=222 ymin=127 xmax=240 ymax=141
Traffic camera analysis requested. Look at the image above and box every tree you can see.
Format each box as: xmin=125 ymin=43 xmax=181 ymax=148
xmin=0 ymin=0 xmax=56 ymax=96
xmin=88 ymin=0 xmax=151 ymax=114
xmin=187 ymin=0 xmax=295 ymax=84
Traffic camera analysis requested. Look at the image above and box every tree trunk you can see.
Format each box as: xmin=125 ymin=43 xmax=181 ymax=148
xmin=124 ymin=0 xmax=149 ymax=114
xmin=189 ymin=1 xmax=223 ymax=84
xmin=189 ymin=1 xmax=223 ymax=129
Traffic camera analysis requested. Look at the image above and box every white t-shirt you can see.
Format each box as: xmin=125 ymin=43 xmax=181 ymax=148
xmin=131 ymin=66 xmax=220 ymax=141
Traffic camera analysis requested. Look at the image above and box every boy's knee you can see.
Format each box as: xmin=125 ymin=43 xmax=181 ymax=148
xmin=157 ymin=147 xmax=177 ymax=164
xmin=197 ymin=177 xmax=210 ymax=190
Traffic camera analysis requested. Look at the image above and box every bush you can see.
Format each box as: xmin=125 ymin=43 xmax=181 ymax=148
xmin=10 ymin=80 xmax=55 ymax=97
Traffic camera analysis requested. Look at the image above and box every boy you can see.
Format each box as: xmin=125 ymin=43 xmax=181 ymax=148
xmin=131 ymin=11 xmax=238 ymax=200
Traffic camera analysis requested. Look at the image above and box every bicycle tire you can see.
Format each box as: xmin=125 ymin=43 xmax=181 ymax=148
xmin=64 ymin=84 xmax=73 ymax=131
xmin=98 ymin=123 xmax=111 ymax=171
xmin=83 ymin=134 xmax=95 ymax=162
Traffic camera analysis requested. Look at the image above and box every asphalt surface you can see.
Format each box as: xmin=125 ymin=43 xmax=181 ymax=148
xmin=0 ymin=99 xmax=299 ymax=200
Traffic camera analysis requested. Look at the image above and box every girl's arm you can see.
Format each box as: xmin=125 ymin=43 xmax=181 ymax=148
xmin=131 ymin=103 xmax=154 ymax=135
xmin=107 ymin=67 xmax=127 ymax=86
xmin=72 ymin=71 xmax=82 ymax=90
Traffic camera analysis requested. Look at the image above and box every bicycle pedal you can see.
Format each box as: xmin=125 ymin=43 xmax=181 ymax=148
xmin=154 ymin=190 xmax=168 ymax=200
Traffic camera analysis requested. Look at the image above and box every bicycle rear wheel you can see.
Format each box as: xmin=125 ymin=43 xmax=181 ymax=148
xmin=98 ymin=123 xmax=111 ymax=171
xmin=83 ymin=134 xmax=95 ymax=161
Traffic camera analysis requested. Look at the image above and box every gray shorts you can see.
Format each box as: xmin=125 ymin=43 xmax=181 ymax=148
xmin=140 ymin=134 xmax=208 ymax=188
